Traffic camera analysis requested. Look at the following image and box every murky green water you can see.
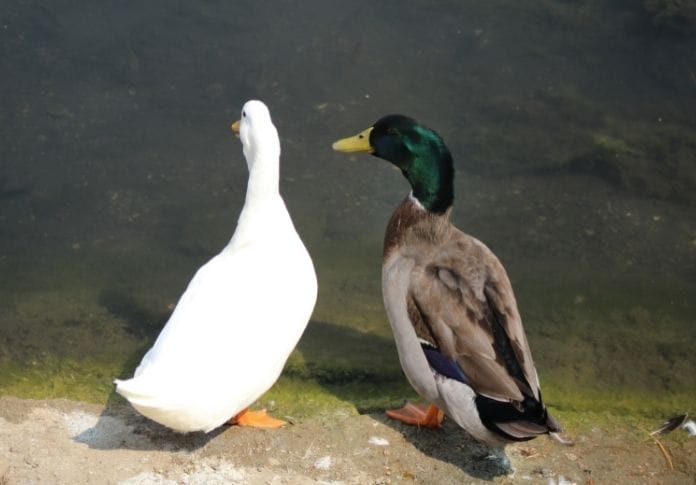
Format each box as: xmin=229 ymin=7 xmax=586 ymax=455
xmin=1 ymin=0 xmax=694 ymax=422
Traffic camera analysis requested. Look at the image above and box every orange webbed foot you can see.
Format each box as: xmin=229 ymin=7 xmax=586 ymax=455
xmin=386 ymin=402 xmax=444 ymax=428
xmin=228 ymin=408 xmax=286 ymax=428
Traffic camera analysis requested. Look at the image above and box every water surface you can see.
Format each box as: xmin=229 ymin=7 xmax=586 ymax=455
xmin=1 ymin=0 xmax=694 ymax=419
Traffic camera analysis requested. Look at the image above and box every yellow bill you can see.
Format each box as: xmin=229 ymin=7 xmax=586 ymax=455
xmin=332 ymin=127 xmax=374 ymax=153
xmin=230 ymin=120 xmax=240 ymax=134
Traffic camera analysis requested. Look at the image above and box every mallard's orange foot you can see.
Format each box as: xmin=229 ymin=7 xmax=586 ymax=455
xmin=386 ymin=402 xmax=444 ymax=428
xmin=228 ymin=408 xmax=286 ymax=428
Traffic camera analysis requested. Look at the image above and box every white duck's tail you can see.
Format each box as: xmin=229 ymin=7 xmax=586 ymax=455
xmin=114 ymin=376 xmax=238 ymax=433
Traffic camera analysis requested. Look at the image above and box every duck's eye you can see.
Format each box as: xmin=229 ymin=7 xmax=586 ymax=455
xmin=386 ymin=127 xmax=399 ymax=136
xmin=242 ymin=111 xmax=247 ymax=118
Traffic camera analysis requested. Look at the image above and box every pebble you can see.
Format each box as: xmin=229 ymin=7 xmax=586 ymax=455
xmin=548 ymin=476 xmax=576 ymax=485
xmin=368 ymin=436 xmax=389 ymax=446
xmin=313 ymin=456 xmax=332 ymax=470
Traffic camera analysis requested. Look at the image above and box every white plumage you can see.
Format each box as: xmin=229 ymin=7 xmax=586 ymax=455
xmin=115 ymin=100 xmax=317 ymax=433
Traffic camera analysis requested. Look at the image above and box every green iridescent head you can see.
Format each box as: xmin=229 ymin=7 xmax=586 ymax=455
xmin=333 ymin=114 xmax=454 ymax=213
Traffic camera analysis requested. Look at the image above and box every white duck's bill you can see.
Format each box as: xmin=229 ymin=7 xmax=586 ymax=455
xmin=231 ymin=119 xmax=240 ymax=136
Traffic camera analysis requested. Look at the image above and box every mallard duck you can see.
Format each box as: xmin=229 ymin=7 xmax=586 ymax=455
xmin=333 ymin=115 xmax=564 ymax=445
xmin=115 ymin=100 xmax=317 ymax=433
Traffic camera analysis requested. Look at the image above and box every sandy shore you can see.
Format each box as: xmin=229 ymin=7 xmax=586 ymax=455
xmin=0 ymin=396 xmax=693 ymax=484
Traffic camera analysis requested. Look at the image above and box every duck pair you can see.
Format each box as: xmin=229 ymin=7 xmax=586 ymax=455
xmin=115 ymin=100 xmax=565 ymax=446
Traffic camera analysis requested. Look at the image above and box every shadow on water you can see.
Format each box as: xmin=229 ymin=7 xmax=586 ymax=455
xmin=98 ymin=288 xmax=169 ymax=340
xmin=286 ymin=320 xmax=420 ymax=414
xmin=291 ymin=319 xmax=402 ymax=388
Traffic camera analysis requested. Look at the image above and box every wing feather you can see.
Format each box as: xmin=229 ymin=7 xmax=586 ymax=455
xmin=407 ymin=228 xmax=540 ymax=403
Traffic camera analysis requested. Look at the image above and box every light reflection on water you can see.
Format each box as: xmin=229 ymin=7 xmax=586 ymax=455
xmin=0 ymin=0 xmax=694 ymax=413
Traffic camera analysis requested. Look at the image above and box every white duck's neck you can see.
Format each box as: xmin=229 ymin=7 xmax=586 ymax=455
xmin=240 ymin=118 xmax=281 ymax=204
xmin=244 ymin=145 xmax=280 ymax=204
xmin=227 ymin=141 xmax=292 ymax=250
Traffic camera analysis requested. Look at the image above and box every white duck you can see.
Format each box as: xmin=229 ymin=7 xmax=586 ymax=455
xmin=115 ymin=100 xmax=317 ymax=433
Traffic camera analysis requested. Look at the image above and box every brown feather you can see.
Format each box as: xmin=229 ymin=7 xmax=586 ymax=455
xmin=384 ymin=196 xmax=541 ymax=403
xmin=407 ymin=295 xmax=437 ymax=347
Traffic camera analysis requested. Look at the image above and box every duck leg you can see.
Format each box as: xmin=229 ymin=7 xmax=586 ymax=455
xmin=386 ymin=402 xmax=444 ymax=428
xmin=228 ymin=408 xmax=286 ymax=428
